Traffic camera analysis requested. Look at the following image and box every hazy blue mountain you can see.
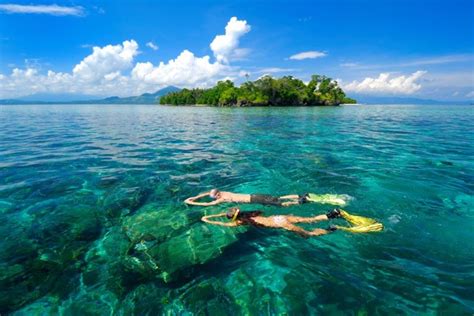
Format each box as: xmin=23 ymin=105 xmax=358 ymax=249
xmin=0 ymin=86 xmax=181 ymax=105
xmin=351 ymin=94 xmax=471 ymax=105
xmin=3 ymin=88 xmax=470 ymax=105
xmin=18 ymin=93 xmax=100 ymax=102
xmin=92 ymin=86 xmax=181 ymax=104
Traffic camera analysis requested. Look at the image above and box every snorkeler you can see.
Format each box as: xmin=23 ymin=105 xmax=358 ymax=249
xmin=202 ymin=208 xmax=384 ymax=237
xmin=185 ymin=189 xmax=349 ymax=207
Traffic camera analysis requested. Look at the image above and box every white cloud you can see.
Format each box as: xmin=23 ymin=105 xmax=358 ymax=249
xmin=0 ymin=17 xmax=251 ymax=99
xmin=343 ymin=71 xmax=427 ymax=94
xmin=339 ymin=54 xmax=474 ymax=70
xmin=340 ymin=62 xmax=358 ymax=68
xmin=289 ymin=51 xmax=326 ymax=60
xmin=146 ymin=42 xmax=159 ymax=51
xmin=210 ymin=17 xmax=251 ymax=63
xmin=0 ymin=4 xmax=84 ymax=16
xmin=467 ymin=91 xmax=474 ymax=98
xmin=399 ymin=54 xmax=474 ymax=67
xmin=73 ymin=40 xmax=139 ymax=81
xmin=131 ymin=50 xmax=228 ymax=88
xmin=257 ymin=67 xmax=299 ymax=74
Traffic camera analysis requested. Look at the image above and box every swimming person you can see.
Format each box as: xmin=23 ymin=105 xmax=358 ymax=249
xmin=201 ymin=208 xmax=384 ymax=237
xmin=185 ymin=189 xmax=350 ymax=207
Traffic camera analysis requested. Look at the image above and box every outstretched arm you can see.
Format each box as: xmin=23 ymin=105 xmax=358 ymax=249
xmin=201 ymin=213 xmax=239 ymax=227
xmin=185 ymin=192 xmax=220 ymax=206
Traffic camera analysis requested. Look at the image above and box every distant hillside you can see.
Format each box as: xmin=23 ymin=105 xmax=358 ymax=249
xmin=351 ymin=94 xmax=471 ymax=105
xmin=91 ymin=86 xmax=180 ymax=104
xmin=18 ymin=93 xmax=100 ymax=102
xmin=0 ymin=86 xmax=181 ymax=105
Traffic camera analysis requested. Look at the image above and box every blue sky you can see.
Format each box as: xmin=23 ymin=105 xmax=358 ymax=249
xmin=0 ymin=0 xmax=473 ymax=100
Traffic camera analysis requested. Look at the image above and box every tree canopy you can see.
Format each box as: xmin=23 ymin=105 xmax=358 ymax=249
xmin=159 ymin=75 xmax=356 ymax=106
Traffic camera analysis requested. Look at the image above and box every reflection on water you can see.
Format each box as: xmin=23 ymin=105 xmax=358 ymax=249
xmin=0 ymin=104 xmax=473 ymax=314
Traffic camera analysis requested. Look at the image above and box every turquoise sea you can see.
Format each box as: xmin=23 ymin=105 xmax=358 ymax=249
xmin=0 ymin=104 xmax=473 ymax=314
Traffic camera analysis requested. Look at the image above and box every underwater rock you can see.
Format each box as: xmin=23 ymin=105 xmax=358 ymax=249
xmin=122 ymin=203 xmax=189 ymax=243
xmin=121 ymin=204 xmax=244 ymax=282
xmin=174 ymin=278 xmax=240 ymax=314
xmin=28 ymin=200 xmax=102 ymax=248
xmin=0 ymin=212 xmax=39 ymax=313
xmin=148 ymin=224 xmax=241 ymax=282
xmin=118 ymin=283 xmax=169 ymax=315
xmin=224 ymin=258 xmax=289 ymax=315
xmin=102 ymin=186 xmax=150 ymax=219
xmin=11 ymin=295 xmax=60 ymax=316
xmin=0 ymin=195 xmax=102 ymax=313
xmin=59 ymin=287 xmax=119 ymax=316
xmin=82 ymin=227 xmax=132 ymax=296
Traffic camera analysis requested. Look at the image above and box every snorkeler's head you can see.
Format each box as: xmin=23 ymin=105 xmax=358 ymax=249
xmin=209 ymin=189 xmax=220 ymax=199
xmin=226 ymin=207 xmax=240 ymax=221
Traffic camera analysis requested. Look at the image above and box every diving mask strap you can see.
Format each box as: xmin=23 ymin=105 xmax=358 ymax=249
xmin=231 ymin=209 xmax=240 ymax=221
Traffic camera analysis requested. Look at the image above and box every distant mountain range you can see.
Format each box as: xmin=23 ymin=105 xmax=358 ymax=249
xmin=0 ymin=86 xmax=180 ymax=105
xmin=1 ymin=87 xmax=471 ymax=105
xmin=349 ymin=94 xmax=472 ymax=105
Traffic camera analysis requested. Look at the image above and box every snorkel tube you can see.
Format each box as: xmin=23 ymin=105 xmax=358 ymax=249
xmin=232 ymin=209 xmax=240 ymax=221
xmin=226 ymin=207 xmax=240 ymax=221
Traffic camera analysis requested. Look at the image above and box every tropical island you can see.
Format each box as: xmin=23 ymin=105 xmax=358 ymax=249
xmin=159 ymin=74 xmax=357 ymax=106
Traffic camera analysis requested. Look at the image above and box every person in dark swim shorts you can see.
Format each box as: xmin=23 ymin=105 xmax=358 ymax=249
xmin=185 ymin=189 xmax=308 ymax=207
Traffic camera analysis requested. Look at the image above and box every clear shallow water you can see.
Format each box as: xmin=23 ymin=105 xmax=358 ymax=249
xmin=0 ymin=104 xmax=473 ymax=314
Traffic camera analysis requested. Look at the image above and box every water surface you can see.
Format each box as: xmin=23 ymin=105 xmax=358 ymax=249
xmin=1 ymin=104 xmax=473 ymax=314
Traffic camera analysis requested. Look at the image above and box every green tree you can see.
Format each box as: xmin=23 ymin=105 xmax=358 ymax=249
xmin=159 ymin=74 xmax=354 ymax=106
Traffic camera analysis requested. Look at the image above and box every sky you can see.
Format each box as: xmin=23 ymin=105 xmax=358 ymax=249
xmin=0 ymin=0 xmax=473 ymax=100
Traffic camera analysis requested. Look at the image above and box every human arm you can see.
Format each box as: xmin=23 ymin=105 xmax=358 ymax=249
xmin=184 ymin=192 xmax=220 ymax=206
xmin=201 ymin=213 xmax=239 ymax=227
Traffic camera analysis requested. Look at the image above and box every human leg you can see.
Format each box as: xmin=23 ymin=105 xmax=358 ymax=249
xmin=286 ymin=214 xmax=328 ymax=223
xmin=281 ymin=223 xmax=331 ymax=237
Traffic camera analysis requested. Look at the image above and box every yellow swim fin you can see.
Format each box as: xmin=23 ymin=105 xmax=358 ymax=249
xmin=335 ymin=223 xmax=384 ymax=233
xmin=306 ymin=193 xmax=348 ymax=206
xmin=335 ymin=209 xmax=384 ymax=233
xmin=339 ymin=209 xmax=377 ymax=226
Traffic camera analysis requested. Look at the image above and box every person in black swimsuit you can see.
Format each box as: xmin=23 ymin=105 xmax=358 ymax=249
xmin=201 ymin=207 xmax=343 ymax=237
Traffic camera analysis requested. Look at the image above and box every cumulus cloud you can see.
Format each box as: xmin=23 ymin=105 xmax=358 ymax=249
xmin=289 ymin=51 xmax=326 ymax=60
xmin=0 ymin=4 xmax=84 ymax=16
xmin=146 ymin=42 xmax=159 ymax=51
xmin=73 ymin=40 xmax=138 ymax=81
xmin=210 ymin=17 xmax=251 ymax=63
xmin=131 ymin=50 xmax=228 ymax=88
xmin=343 ymin=71 xmax=427 ymax=94
xmin=0 ymin=17 xmax=251 ymax=98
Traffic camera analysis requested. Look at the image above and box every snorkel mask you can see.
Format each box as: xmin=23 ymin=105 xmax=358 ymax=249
xmin=227 ymin=208 xmax=240 ymax=221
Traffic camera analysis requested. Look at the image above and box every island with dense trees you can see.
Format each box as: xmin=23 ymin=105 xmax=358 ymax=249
xmin=159 ymin=74 xmax=356 ymax=106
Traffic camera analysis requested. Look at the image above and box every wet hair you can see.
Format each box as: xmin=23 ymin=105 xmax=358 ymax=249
xmin=209 ymin=189 xmax=220 ymax=199
xmin=226 ymin=207 xmax=263 ymax=227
